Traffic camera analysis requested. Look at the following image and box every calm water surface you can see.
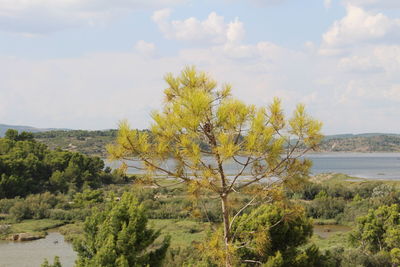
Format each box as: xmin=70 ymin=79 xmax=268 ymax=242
xmin=0 ymin=232 xmax=76 ymax=267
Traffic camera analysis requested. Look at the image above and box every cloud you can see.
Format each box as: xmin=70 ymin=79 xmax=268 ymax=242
xmin=384 ymin=85 xmax=400 ymax=101
xmin=324 ymin=0 xmax=332 ymax=8
xmin=2 ymin=39 xmax=400 ymax=133
xmin=0 ymin=0 xmax=185 ymax=34
xmin=321 ymin=5 xmax=400 ymax=49
xmin=135 ymin=40 xmax=156 ymax=55
xmin=2 ymin=6 xmax=400 ymax=134
xmin=344 ymin=0 xmax=400 ymax=9
xmin=152 ymin=9 xmax=245 ymax=44
xmin=244 ymin=0 xmax=288 ymax=6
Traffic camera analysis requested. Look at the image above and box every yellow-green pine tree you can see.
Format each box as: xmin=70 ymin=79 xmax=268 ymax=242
xmin=108 ymin=66 xmax=323 ymax=267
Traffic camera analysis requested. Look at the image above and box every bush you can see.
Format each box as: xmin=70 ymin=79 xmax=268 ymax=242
xmin=306 ymin=192 xmax=345 ymax=220
xmin=9 ymin=201 xmax=31 ymax=221
xmin=48 ymin=209 xmax=75 ymax=221
xmin=0 ymin=198 xmax=20 ymax=213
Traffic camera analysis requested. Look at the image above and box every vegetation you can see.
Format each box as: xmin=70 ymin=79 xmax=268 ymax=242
xmin=33 ymin=130 xmax=119 ymax=157
xmin=41 ymin=256 xmax=62 ymax=267
xmin=2 ymin=69 xmax=400 ymax=267
xmin=0 ymin=129 xmax=128 ymax=198
xmin=74 ymin=192 xmax=170 ymax=267
xmin=229 ymin=203 xmax=318 ymax=266
xmin=2 ymin=171 xmax=400 ymax=266
xmin=108 ymin=67 xmax=322 ymax=266
xmin=25 ymin=130 xmax=400 ymax=157
xmin=320 ymin=135 xmax=400 ymax=152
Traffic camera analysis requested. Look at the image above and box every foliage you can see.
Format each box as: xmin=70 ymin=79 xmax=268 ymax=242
xmin=230 ymin=203 xmax=313 ymax=266
xmin=41 ymin=256 xmax=62 ymax=267
xmin=306 ymin=192 xmax=346 ymax=220
xmin=0 ymin=130 xmax=119 ymax=198
xmin=108 ymin=67 xmax=322 ymax=266
xmin=74 ymin=192 xmax=170 ymax=267
xmin=33 ymin=129 xmax=138 ymax=157
xmin=350 ymin=204 xmax=400 ymax=253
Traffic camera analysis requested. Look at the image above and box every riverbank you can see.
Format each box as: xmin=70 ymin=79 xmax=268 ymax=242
xmin=0 ymin=219 xmax=67 ymax=241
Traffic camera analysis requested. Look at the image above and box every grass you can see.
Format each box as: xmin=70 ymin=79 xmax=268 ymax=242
xmin=312 ymin=218 xmax=338 ymax=225
xmin=58 ymin=222 xmax=84 ymax=242
xmin=9 ymin=219 xmax=66 ymax=233
xmin=311 ymin=232 xmax=352 ymax=251
xmin=150 ymin=219 xmax=211 ymax=248
xmin=0 ymin=219 xmax=66 ymax=240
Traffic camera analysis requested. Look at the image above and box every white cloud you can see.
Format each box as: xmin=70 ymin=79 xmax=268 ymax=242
xmin=135 ymin=40 xmax=156 ymax=55
xmin=226 ymin=18 xmax=245 ymax=43
xmin=2 ymin=39 xmax=400 ymax=133
xmin=321 ymin=5 xmax=400 ymax=49
xmin=384 ymin=85 xmax=400 ymax=101
xmin=152 ymin=9 xmax=245 ymax=44
xmin=0 ymin=0 xmax=185 ymax=34
xmin=245 ymin=0 xmax=287 ymax=6
xmin=344 ymin=0 xmax=400 ymax=9
xmin=2 ymin=6 xmax=400 ymax=134
xmin=324 ymin=0 xmax=332 ymax=8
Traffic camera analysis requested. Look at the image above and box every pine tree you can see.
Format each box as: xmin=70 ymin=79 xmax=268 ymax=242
xmin=74 ymin=192 xmax=170 ymax=267
xmin=108 ymin=66 xmax=322 ymax=266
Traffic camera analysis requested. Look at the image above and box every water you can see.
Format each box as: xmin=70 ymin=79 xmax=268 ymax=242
xmin=0 ymin=232 xmax=76 ymax=267
xmin=106 ymin=153 xmax=400 ymax=180
xmin=307 ymin=153 xmax=400 ymax=180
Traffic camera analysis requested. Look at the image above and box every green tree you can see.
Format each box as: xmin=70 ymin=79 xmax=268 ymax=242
xmin=108 ymin=67 xmax=322 ymax=266
xmin=74 ymin=192 xmax=170 ymax=267
xmin=0 ymin=131 xmax=111 ymax=198
xmin=231 ymin=203 xmax=314 ymax=266
xmin=4 ymin=129 xmax=34 ymax=141
xmin=350 ymin=204 xmax=400 ymax=265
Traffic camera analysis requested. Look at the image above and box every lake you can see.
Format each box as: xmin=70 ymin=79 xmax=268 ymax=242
xmin=106 ymin=152 xmax=400 ymax=180
xmin=0 ymin=232 xmax=76 ymax=267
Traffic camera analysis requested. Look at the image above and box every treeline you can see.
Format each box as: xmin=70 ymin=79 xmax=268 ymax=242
xmin=288 ymin=174 xmax=400 ymax=265
xmin=290 ymin=176 xmax=400 ymax=225
xmin=33 ymin=129 xmax=118 ymax=139
xmin=33 ymin=129 xmax=150 ymax=157
xmin=0 ymin=129 xmax=128 ymax=198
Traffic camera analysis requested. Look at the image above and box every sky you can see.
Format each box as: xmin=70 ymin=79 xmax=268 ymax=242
xmin=0 ymin=0 xmax=400 ymax=134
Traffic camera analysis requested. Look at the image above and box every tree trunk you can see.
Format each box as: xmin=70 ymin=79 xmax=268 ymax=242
xmin=221 ymin=193 xmax=232 ymax=267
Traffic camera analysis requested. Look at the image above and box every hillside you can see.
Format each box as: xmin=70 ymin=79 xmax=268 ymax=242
xmin=33 ymin=130 xmax=400 ymax=156
xmin=319 ymin=135 xmax=400 ymax=152
xmin=2 ymin=124 xmax=399 ymax=155
xmin=0 ymin=124 xmax=68 ymax=137
xmin=33 ymin=130 xmax=118 ymax=157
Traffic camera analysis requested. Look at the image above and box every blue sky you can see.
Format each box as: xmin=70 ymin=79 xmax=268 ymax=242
xmin=0 ymin=0 xmax=399 ymax=134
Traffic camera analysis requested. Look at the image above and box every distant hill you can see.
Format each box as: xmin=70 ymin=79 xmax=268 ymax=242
xmin=320 ymin=134 xmax=400 ymax=152
xmin=33 ymin=130 xmax=400 ymax=156
xmin=3 ymin=124 xmax=400 ymax=155
xmin=0 ymin=124 xmax=67 ymax=137
xmin=33 ymin=129 xmax=118 ymax=157
xmin=324 ymin=133 xmax=400 ymax=140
